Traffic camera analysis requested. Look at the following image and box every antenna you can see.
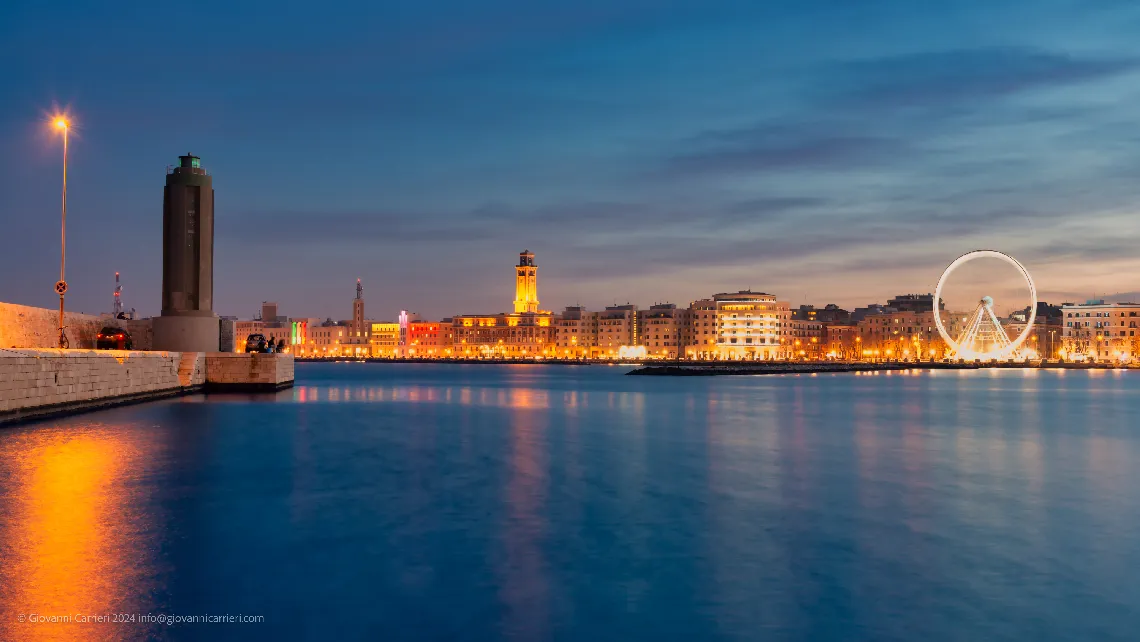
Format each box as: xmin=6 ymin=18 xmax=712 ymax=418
xmin=113 ymin=272 xmax=124 ymax=317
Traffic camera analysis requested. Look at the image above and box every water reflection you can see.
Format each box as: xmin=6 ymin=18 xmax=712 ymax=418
xmin=497 ymin=406 xmax=550 ymax=639
xmin=292 ymin=384 xmax=553 ymax=409
xmin=0 ymin=427 xmax=159 ymax=642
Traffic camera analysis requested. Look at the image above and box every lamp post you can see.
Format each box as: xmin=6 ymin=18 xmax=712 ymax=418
xmin=53 ymin=116 xmax=70 ymax=349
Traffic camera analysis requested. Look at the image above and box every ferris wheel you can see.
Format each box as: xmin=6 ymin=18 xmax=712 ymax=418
xmin=933 ymin=250 xmax=1037 ymax=360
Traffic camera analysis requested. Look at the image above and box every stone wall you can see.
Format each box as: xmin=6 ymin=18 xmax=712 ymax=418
xmin=0 ymin=349 xmax=189 ymax=416
xmin=0 ymin=350 xmax=291 ymax=424
xmin=0 ymin=300 xmax=155 ymax=351
xmin=205 ymin=352 xmax=294 ymax=388
xmin=0 ymin=301 xmax=132 ymax=349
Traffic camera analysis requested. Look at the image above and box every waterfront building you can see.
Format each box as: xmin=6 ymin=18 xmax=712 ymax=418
xmin=685 ymin=291 xmax=791 ymax=360
xmin=307 ymin=323 xmax=355 ymax=357
xmin=235 ymin=319 xmax=309 ymax=352
xmin=369 ymin=322 xmax=401 ymax=357
xmin=640 ymin=304 xmax=688 ymax=359
xmin=153 ymin=154 xmax=219 ymax=352
xmin=856 ymin=309 xmax=965 ymax=360
xmin=397 ymin=310 xmax=421 ymax=351
xmin=686 ymin=298 xmax=717 ymax=357
xmin=824 ymin=324 xmax=860 ymax=360
xmin=554 ymin=306 xmax=598 ymax=358
xmin=786 ymin=319 xmax=824 ymax=359
xmin=451 ymin=250 xmax=555 ymax=358
xmin=1061 ymin=300 xmax=1140 ymax=362
xmin=403 ymin=320 xmax=448 ymax=358
xmin=450 ymin=313 xmax=553 ymax=358
xmin=233 ymin=301 xmax=310 ymax=352
xmin=597 ymin=305 xmax=639 ymax=357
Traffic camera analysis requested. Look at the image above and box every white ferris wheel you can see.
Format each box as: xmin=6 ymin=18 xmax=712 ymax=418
xmin=933 ymin=250 xmax=1037 ymax=361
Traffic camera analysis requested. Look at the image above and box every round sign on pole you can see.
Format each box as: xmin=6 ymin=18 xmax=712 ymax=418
xmin=54 ymin=280 xmax=68 ymax=295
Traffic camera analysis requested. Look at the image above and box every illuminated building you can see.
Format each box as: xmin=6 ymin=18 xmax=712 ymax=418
xmin=786 ymin=319 xmax=823 ymax=360
xmin=402 ymin=320 xmax=448 ymax=358
xmin=597 ymin=305 xmax=639 ymax=356
xmin=685 ymin=291 xmax=790 ymax=360
xmin=686 ymin=298 xmax=717 ymax=357
xmin=554 ymin=306 xmax=598 ymax=358
xmin=513 ymin=250 xmax=539 ymax=313
xmin=451 ymin=250 xmax=555 ymax=357
xmin=398 ymin=310 xmax=420 ymax=350
xmin=306 ymin=323 xmax=355 ymax=357
xmin=1061 ymin=300 xmax=1140 ymax=362
xmin=640 ymin=304 xmax=688 ymax=359
xmin=1004 ymin=303 xmax=1063 ymax=359
xmin=289 ymin=282 xmax=372 ymax=357
xmin=233 ymin=302 xmax=310 ymax=352
xmin=450 ymin=313 xmax=553 ymax=358
xmin=369 ymin=322 xmax=400 ymax=357
xmin=856 ymin=309 xmax=964 ymax=360
xmin=824 ymin=324 xmax=859 ymax=360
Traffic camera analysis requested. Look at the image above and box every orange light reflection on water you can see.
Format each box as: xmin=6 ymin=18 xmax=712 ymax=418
xmin=0 ymin=428 xmax=154 ymax=642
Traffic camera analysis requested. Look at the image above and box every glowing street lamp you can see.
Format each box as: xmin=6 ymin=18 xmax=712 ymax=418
xmin=52 ymin=115 xmax=70 ymax=348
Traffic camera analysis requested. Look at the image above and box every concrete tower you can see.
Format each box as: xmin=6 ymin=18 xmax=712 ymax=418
xmin=153 ymin=154 xmax=219 ymax=352
xmin=353 ymin=279 xmax=365 ymax=337
xmin=513 ymin=250 xmax=539 ymax=313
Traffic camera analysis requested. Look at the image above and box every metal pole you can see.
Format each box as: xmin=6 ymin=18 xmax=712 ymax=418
xmin=58 ymin=127 xmax=68 ymax=349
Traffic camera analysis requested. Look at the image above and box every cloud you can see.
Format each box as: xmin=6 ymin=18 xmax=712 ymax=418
xmin=840 ymin=47 xmax=1140 ymax=108
xmin=662 ymin=130 xmax=907 ymax=176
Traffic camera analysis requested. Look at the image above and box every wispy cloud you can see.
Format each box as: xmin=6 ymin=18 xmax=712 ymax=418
xmin=840 ymin=47 xmax=1140 ymax=108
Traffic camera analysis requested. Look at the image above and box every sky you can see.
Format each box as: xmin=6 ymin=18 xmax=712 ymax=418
xmin=3 ymin=0 xmax=1140 ymax=321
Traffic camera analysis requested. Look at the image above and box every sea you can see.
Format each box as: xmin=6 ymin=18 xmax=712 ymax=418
xmin=0 ymin=363 xmax=1137 ymax=641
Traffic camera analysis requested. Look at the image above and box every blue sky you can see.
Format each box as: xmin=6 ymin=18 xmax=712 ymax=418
xmin=3 ymin=0 xmax=1140 ymax=320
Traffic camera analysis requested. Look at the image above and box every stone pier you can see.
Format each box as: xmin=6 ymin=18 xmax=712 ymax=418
xmin=0 ymin=349 xmax=294 ymax=426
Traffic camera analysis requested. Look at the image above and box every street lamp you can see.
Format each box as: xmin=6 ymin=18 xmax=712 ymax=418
xmin=53 ymin=116 xmax=70 ymax=349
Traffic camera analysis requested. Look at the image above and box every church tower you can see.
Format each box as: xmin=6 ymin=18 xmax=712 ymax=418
xmin=353 ymin=278 xmax=365 ymax=337
xmin=513 ymin=250 xmax=539 ymax=313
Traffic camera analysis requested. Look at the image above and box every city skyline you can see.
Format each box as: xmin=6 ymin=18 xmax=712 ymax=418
xmin=4 ymin=1 xmax=1140 ymax=320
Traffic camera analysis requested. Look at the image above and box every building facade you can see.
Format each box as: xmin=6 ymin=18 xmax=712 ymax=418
xmin=786 ymin=319 xmax=824 ymax=359
xmin=554 ymin=306 xmax=598 ymax=358
xmin=640 ymin=304 xmax=688 ymax=359
xmin=685 ymin=291 xmax=791 ymax=360
xmin=596 ymin=305 xmax=639 ymax=356
xmin=450 ymin=313 xmax=553 ymax=358
xmin=451 ymin=250 xmax=555 ymax=358
xmin=856 ymin=309 xmax=965 ymax=360
xmin=369 ymin=322 xmax=400 ymax=357
xmin=1062 ymin=301 xmax=1140 ymax=362
xmin=402 ymin=320 xmax=449 ymax=358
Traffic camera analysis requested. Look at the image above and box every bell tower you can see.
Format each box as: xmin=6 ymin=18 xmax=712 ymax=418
xmin=353 ymin=278 xmax=365 ymax=336
xmin=513 ymin=250 xmax=539 ymax=313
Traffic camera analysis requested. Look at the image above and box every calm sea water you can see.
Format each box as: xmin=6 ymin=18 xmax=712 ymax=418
xmin=0 ymin=363 xmax=1138 ymax=641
